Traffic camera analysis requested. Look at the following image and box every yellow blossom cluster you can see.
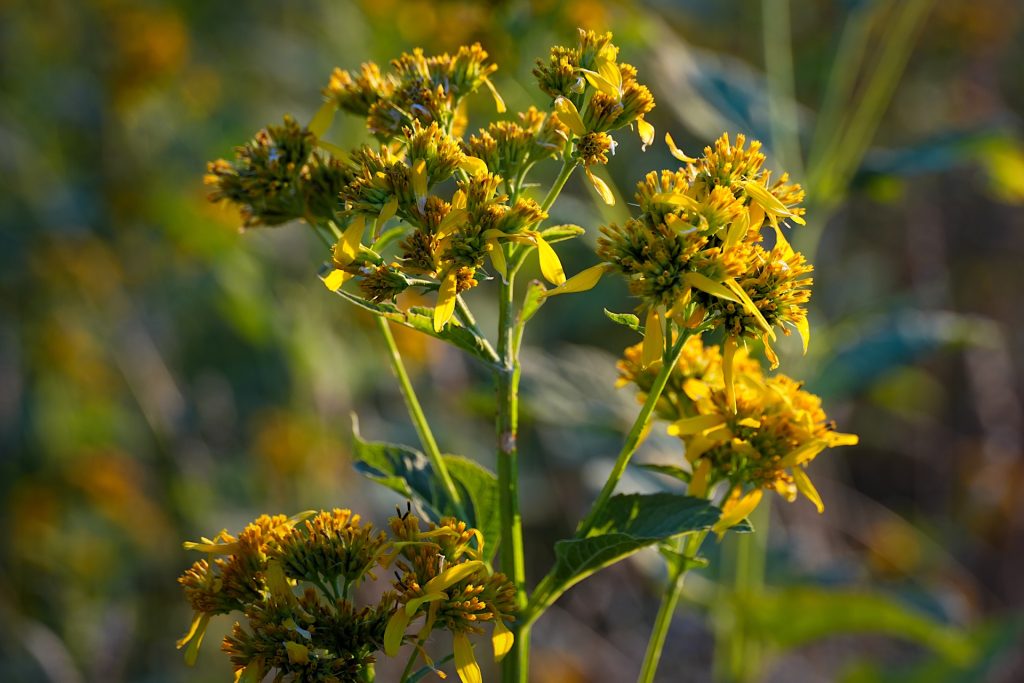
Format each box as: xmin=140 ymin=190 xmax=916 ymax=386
xmin=618 ymin=337 xmax=857 ymax=532
xmin=177 ymin=508 xmax=514 ymax=683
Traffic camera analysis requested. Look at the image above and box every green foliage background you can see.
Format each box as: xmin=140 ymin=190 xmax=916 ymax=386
xmin=2 ymin=0 xmax=1023 ymax=681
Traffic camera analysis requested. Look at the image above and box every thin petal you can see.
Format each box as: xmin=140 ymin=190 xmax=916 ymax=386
xmin=433 ymin=270 xmax=459 ymax=332
xmin=586 ymin=167 xmax=615 ymax=205
xmin=335 ymin=215 xmax=365 ymax=266
xmin=316 ymin=139 xmax=348 ymax=159
xmin=724 ymin=278 xmax=775 ymax=340
xmin=794 ymin=315 xmax=810 ymax=354
xmin=553 ymin=96 xmax=586 ymax=137
xmin=405 ymin=592 xmax=447 ymax=616
xmin=689 ymin=458 xmax=711 ymax=498
xmin=682 ymin=378 xmax=710 ymax=401
xmin=492 ymin=619 xmax=514 ymax=662
xmin=779 ymin=440 xmax=826 ymax=468
xmin=322 ymin=269 xmax=352 ymax=292
xmin=791 ymin=467 xmax=824 ymax=513
xmin=683 ymin=272 xmax=741 ymax=303
xmin=667 ymin=414 xmax=727 ymax=436
xmin=423 ymin=560 xmax=485 ymax=594
xmin=540 ymin=263 xmax=610 ymax=297
xmin=823 ymin=431 xmax=859 ymax=447
xmin=637 ymin=117 xmax=655 ymax=151
xmin=384 ymin=607 xmax=411 ymax=656
xmin=437 ymin=207 xmax=468 ymax=238
xmin=308 ymin=100 xmax=337 ymax=138
xmin=459 ymin=155 xmax=488 ymax=176
xmin=379 ymin=195 xmax=399 ymax=226
xmin=412 ymin=159 xmax=428 ymax=198
xmin=712 ymin=489 xmax=763 ymax=534
xmin=665 ymin=132 xmax=697 ymax=163
xmin=534 ymin=234 xmax=566 ymax=285
xmin=642 ymin=307 xmax=663 ymax=368
xmin=483 ymin=77 xmax=506 ymax=113
xmin=487 ymin=238 xmax=507 ymax=281
xmin=454 ymin=633 xmax=483 ymax=683
xmin=581 ymin=68 xmax=620 ymax=98
xmin=651 ymin=192 xmax=700 ymax=211
xmin=181 ymin=613 xmax=210 ymax=666
xmin=724 ymin=208 xmax=750 ymax=249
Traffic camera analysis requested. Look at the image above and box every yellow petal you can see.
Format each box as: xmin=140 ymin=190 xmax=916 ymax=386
xmin=412 ymin=159 xmax=428 ymax=198
xmin=323 ymin=269 xmax=352 ymax=292
xmin=824 ymin=431 xmax=859 ymax=447
xmin=723 ymin=278 xmax=775 ymax=340
xmin=586 ymin=167 xmax=616 ymax=206
xmin=742 ymin=180 xmax=804 ymax=224
xmin=724 ymin=208 xmax=750 ymax=249
xmin=405 ymin=592 xmax=447 ymax=616
xmin=779 ymin=440 xmax=827 ymax=468
xmin=264 ymin=560 xmax=292 ymax=601
xmin=180 ymin=613 xmax=210 ymax=666
xmin=682 ymin=378 xmax=710 ymax=401
xmin=763 ymin=337 xmax=779 ymax=369
xmin=553 ymin=96 xmax=586 ymax=137
xmin=683 ymin=272 xmax=741 ymax=303
xmin=308 ymin=100 xmax=337 ymax=138
xmin=534 ymin=234 xmax=566 ymax=285
xmin=737 ymin=417 xmax=761 ymax=428
xmin=794 ymin=315 xmax=810 ymax=354
xmin=452 ymin=98 xmax=469 ymax=137
xmin=772 ymin=222 xmax=794 ymax=257
xmin=384 ymin=607 xmax=412 ymax=656
xmin=712 ymin=489 xmax=763 ymax=534
xmin=642 ymin=307 xmax=663 ymax=368
xmin=791 ymin=467 xmax=824 ymax=513
xmin=637 ymin=117 xmax=655 ymax=151
xmin=433 ymin=270 xmax=459 ymax=332
xmin=667 ymin=414 xmax=727 ymax=436
xmin=437 ymin=207 xmax=468 ymax=238
xmin=335 ymin=215 xmax=365 ymax=266
xmin=450 ymin=189 xmax=467 ymax=210
xmin=423 ymin=560 xmax=485 ymax=594
xmin=540 ymin=263 xmax=611 ymax=297
xmin=453 ymin=633 xmax=482 ymax=683
xmin=684 ymin=435 xmax=714 ymax=463
xmin=182 ymin=539 xmax=239 ymax=554
xmin=379 ymin=195 xmax=399 ymax=226
xmin=582 ymin=69 xmax=620 ymax=98
xmin=487 ymin=238 xmax=507 ymax=280
xmin=316 ymin=139 xmax=348 ymax=160
xmin=459 ymin=155 xmax=488 ymax=176
xmin=665 ymin=132 xmax=696 ymax=163
xmin=651 ymin=192 xmax=700 ymax=211
xmin=723 ymin=336 xmax=738 ymax=414
xmin=492 ymin=619 xmax=514 ymax=662
xmin=284 ymin=642 xmax=309 ymax=665
xmin=483 ymin=77 xmax=506 ymax=113
xmin=689 ymin=458 xmax=711 ymax=498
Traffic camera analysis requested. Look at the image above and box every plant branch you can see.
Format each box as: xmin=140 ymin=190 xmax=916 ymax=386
xmin=374 ymin=315 xmax=466 ymax=519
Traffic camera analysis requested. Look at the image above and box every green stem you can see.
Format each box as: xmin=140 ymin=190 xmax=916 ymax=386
xmin=637 ymin=531 xmax=709 ymax=683
xmin=374 ymin=315 xmax=466 ymax=519
xmin=398 ymin=636 xmax=425 ymax=682
xmin=541 ymin=146 xmax=578 ymax=212
xmin=496 ymin=263 xmax=528 ymax=683
xmin=575 ymin=330 xmax=690 ymax=537
xmin=719 ymin=501 xmax=770 ymax=683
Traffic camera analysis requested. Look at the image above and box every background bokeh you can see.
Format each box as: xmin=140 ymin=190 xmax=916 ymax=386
xmin=2 ymin=0 xmax=1023 ymax=681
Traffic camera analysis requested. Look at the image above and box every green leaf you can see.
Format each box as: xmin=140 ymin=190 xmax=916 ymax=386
xmin=603 ymin=309 xmax=642 ymax=334
xmin=370 ymin=226 xmax=406 ymax=253
xmin=351 ymin=419 xmax=499 ymax=561
xmin=537 ymin=223 xmax=586 ymax=244
xmin=637 ymin=463 xmax=691 ymax=483
xmin=444 ymin=455 xmax=500 ymax=562
xmin=739 ymin=587 xmax=975 ymax=664
xmin=320 ymin=269 xmax=500 ymax=367
xmin=520 ymin=280 xmax=547 ymax=327
xmin=548 ymin=493 xmax=722 ymax=595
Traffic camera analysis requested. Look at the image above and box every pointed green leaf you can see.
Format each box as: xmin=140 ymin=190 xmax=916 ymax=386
xmin=637 ymin=463 xmax=691 ymax=483
xmin=603 ymin=309 xmax=642 ymax=334
xmin=537 ymin=224 xmax=586 ymax=244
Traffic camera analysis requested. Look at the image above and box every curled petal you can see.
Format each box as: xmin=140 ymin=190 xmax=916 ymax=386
xmin=379 ymin=196 xmax=399 ymax=226
xmin=689 ymin=458 xmax=712 ymax=498
xmin=723 ymin=278 xmax=775 ymax=340
xmin=492 ymin=618 xmax=514 ymax=662
xmin=667 ymin=414 xmax=727 ymax=436
xmin=642 ymin=307 xmax=663 ymax=368
xmin=794 ymin=315 xmax=810 ymax=355
xmin=459 ymin=155 xmax=488 ymax=176
xmin=335 ymin=215 xmax=366 ymax=266
xmin=791 ymin=466 xmax=824 ymax=513
xmin=666 ymin=132 xmax=697 ymax=162
xmin=723 ymin=336 xmax=738 ymax=414
xmin=483 ymin=77 xmax=506 ymax=113
xmin=486 ymin=236 xmax=507 ymax=281
xmin=412 ymin=159 xmax=428 ymax=199
xmin=683 ymin=272 xmax=741 ymax=303
xmin=384 ymin=608 xmax=412 ymax=656
xmin=405 ymin=592 xmax=447 ymax=616
xmin=712 ymin=489 xmax=763 ymax=535
xmin=433 ymin=270 xmax=459 ymax=332
xmin=454 ymin=632 xmax=483 ymax=683
xmin=553 ymin=96 xmax=586 ymax=137
xmin=534 ymin=234 xmax=566 ymax=285
xmin=423 ymin=560 xmax=485 ymax=594
xmin=308 ymin=100 xmax=337 ymax=138
xmin=322 ymin=269 xmax=353 ymax=292
xmin=540 ymin=263 xmax=611 ymax=298
xmin=637 ymin=117 xmax=655 ymax=151
xmin=586 ymin=166 xmax=616 ymax=205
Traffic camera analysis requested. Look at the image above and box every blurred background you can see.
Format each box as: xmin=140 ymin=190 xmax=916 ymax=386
xmin=2 ymin=0 xmax=1023 ymax=681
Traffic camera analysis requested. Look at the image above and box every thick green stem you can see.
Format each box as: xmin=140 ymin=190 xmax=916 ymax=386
xmin=496 ymin=264 xmax=528 ymax=683
xmin=717 ymin=502 xmax=770 ymax=683
xmin=637 ymin=531 xmax=709 ymax=683
xmin=374 ymin=315 xmax=466 ymax=519
xmin=576 ymin=332 xmax=690 ymax=537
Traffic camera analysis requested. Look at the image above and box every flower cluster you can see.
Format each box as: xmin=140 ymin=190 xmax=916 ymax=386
xmin=534 ymin=28 xmax=657 ymax=201
xmin=618 ymin=337 xmax=857 ymax=533
xmin=177 ymin=508 xmax=514 ymax=683
xmin=548 ymin=132 xmax=812 ymax=392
